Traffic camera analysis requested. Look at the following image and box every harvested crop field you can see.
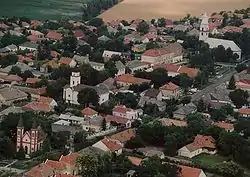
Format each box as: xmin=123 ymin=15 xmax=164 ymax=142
xmin=99 ymin=0 xmax=250 ymax=21
xmin=0 ymin=0 xmax=84 ymax=20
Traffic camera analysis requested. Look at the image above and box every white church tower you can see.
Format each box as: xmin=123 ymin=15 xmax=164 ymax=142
xmin=199 ymin=12 xmax=209 ymax=41
xmin=70 ymin=72 xmax=81 ymax=87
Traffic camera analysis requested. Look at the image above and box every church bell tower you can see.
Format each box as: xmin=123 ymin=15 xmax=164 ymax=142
xmin=199 ymin=12 xmax=209 ymax=41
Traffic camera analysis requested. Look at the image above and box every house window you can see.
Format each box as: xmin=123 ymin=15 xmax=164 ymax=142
xmin=68 ymin=95 xmax=70 ymax=98
xmin=31 ymin=148 xmax=34 ymax=151
xmin=73 ymin=81 xmax=75 ymax=85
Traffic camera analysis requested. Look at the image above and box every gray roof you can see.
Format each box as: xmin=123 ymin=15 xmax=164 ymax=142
xmin=73 ymin=55 xmax=89 ymax=64
xmin=0 ymin=106 xmax=24 ymax=116
xmin=115 ymin=61 xmax=125 ymax=70
xmin=19 ymin=42 xmax=39 ymax=49
xmin=0 ymin=62 xmax=33 ymax=73
xmin=98 ymin=78 xmax=116 ymax=90
xmin=202 ymin=84 xmax=231 ymax=103
xmin=65 ymin=84 xmax=109 ymax=95
xmin=0 ymin=44 xmax=18 ymax=53
xmin=144 ymin=88 xmax=160 ymax=98
xmin=51 ymin=122 xmax=82 ymax=134
xmin=82 ymin=116 xmax=104 ymax=127
xmin=187 ymin=28 xmax=199 ymax=37
xmin=205 ymin=37 xmax=241 ymax=52
xmin=0 ymin=87 xmax=28 ymax=102
xmin=98 ymin=35 xmax=111 ymax=42
xmin=126 ymin=60 xmax=147 ymax=69
xmin=90 ymin=61 xmax=104 ymax=67
xmin=107 ymin=26 xmax=118 ymax=34
xmin=174 ymin=102 xmax=197 ymax=116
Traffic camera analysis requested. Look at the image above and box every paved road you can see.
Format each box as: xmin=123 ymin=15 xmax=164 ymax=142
xmin=191 ymin=70 xmax=236 ymax=102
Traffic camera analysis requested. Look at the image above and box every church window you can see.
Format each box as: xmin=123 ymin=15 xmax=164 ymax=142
xmin=73 ymin=81 xmax=75 ymax=85
xmin=26 ymin=139 xmax=28 ymax=142
xmin=201 ymin=32 xmax=203 ymax=35
xmin=32 ymin=133 xmax=34 ymax=137
xmin=68 ymin=95 xmax=70 ymax=98
xmin=31 ymin=148 xmax=34 ymax=151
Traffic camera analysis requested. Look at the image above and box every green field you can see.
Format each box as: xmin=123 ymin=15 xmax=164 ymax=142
xmin=0 ymin=0 xmax=85 ymax=20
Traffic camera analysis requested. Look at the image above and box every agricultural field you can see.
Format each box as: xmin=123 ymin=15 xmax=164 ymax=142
xmin=99 ymin=0 xmax=250 ymax=21
xmin=0 ymin=0 xmax=84 ymax=20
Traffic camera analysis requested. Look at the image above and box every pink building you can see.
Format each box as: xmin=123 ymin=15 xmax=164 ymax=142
xmin=16 ymin=117 xmax=47 ymax=155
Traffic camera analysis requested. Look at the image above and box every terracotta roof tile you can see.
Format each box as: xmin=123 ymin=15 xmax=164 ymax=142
xmin=105 ymin=115 xmax=130 ymax=125
xmin=185 ymin=135 xmax=216 ymax=152
xmin=214 ymin=121 xmax=234 ymax=131
xmin=127 ymin=156 xmax=143 ymax=166
xmin=101 ymin=138 xmax=122 ymax=152
xmin=59 ymin=57 xmax=73 ymax=65
xmin=55 ymin=174 xmax=78 ymax=177
xmin=238 ymin=108 xmax=250 ymax=115
xmin=46 ymin=31 xmax=62 ymax=40
xmin=178 ymin=66 xmax=199 ymax=78
xmin=143 ymin=48 xmax=170 ymax=57
xmin=37 ymin=96 xmax=54 ymax=105
xmin=113 ymin=105 xmax=133 ymax=114
xmin=81 ymin=107 xmax=98 ymax=116
xmin=51 ymin=50 xmax=60 ymax=57
xmin=160 ymin=82 xmax=179 ymax=91
xmin=179 ymin=165 xmax=202 ymax=177
xmin=153 ymin=63 xmax=180 ymax=72
xmin=59 ymin=152 xmax=80 ymax=165
xmin=73 ymin=30 xmax=85 ymax=38
xmin=25 ymin=163 xmax=54 ymax=177
xmin=22 ymin=102 xmax=51 ymax=112
xmin=0 ymin=74 xmax=23 ymax=82
xmin=115 ymin=74 xmax=151 ymax=85
xmin=45 ymin=160 xmax=66 ymax=170
xmin=108 ymin=129 xmax=136 ymax=143
xmin=26 ymin=78 xmax=41 ymax=84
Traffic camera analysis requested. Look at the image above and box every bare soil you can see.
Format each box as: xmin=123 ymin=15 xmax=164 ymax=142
xmin=99 ymin=0 xmax=250 ymax=21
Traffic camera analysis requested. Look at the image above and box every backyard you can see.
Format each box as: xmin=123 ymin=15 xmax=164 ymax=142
xmin=193 ymin=154 xmax=228 ymax=167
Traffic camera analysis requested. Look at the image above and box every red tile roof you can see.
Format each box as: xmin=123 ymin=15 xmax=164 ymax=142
xmin=73 ymin=30 xmax=85 ymax=38
xmin=37 ymin=96 xmax=54 ymax=105
xmin=153 ymin=63 xmax=180 ymax=72
xmin=185 ymin=135 xmax=216 ymax=152
xmin=59 ymin=152 xmax=80 ymax=165
xmin=0 ymin=23 xmax=9 ymax=29
xmin=30 ymin=20 xmax=43 ymax=28
xmin=143 ymin=48 xmax=170 ymax=57
xmin=214 ymin=121 xmax=234 ymax=131
xmin=127 ymin=156 xmax=143 ymax=166
xmin=179 ymin=165 xmax=202 ymax=177
xmin=46 ymin=31 xmax=62 ymax=40
xmin=27 ymin=35 xmax=40 ymax=42
xmin=0 ymin=74 xmax=23 ymax=82
xmin=113 ymin=105 xmax=133 ymax=114
xmin=143 ymin=33 xmax=158 ymax=40
xmin=55 ymin=174 xmax=78 ymax=177
xmin=178 ymin=66 xmax=199 ymax=78
xmin=22 ymin=102 xmax=52 ymax=112
xmin=108 ymin=129 xmax=136 ymax=143
xmin=160 ymin=82 xmax=179 ymax=91
xmin=18 ymin=55 xmax=34 ymax=63
xmin=25 ymin=163 xmax=54 ymax=177
xmin=221 ymin=26 xmax=242 ymax=33
xmin=26 ymin=78 xmax=42 ymax=84
xmin=81 ymin=107 xmax=98 ymax=116
xmin=238 ymin=108 xmax=250 ymax=115
xmin=101 ymin=138 xmax=122 ymax=152
xmin=105 ymin=115 xmax=130 ymax=125
xmin=115 ymin=74 xmax=151 ymax=85
xmin=59 ymin=57 xmax=73 ymax=65
xmin=45 ymin=160 xmax=66 ymax=170
xmin=51 ymin=50 xmax=60 ymax=58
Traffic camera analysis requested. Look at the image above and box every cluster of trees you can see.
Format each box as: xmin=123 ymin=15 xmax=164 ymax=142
xmin=0 ymin=34 xmax=27 ymax=48
xmin=229 ymin=89 xmax=249 ymax=108
xmin=82 ymin=0 xmax=120 ymax=20
xmin=77 ymin=152 xmax=179 ymax=177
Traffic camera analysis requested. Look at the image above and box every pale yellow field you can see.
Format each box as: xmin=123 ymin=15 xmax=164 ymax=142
xmin=99 ymin=0 xmax=250 ymax=21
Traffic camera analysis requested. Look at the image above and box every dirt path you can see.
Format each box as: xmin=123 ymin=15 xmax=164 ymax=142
xmin=99 ymin=0 xmax=250 ymax=21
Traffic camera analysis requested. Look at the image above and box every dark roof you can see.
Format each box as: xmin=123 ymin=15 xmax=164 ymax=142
xmin=144 ymin=88 xmax=160 ymax=98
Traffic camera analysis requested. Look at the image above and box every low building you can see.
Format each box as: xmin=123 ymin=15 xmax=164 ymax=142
xmin=59 ymin=57 xmax=77 ymax=68
xmin=179 ymin=165 xmax=207 ymax=177
xmin=159 ymin=118 xmax=187 ymax=127
xmin=173 ymin=103 xmax=197 ymax=120
xmin=105 ymin=115 xmax=132 ymax=128
xmin=214 ymin=121 xmax=234 ymax=132
xmin=82 ymin=116 xmax=110 ymax=133
xmin=126 ymin=60 xmax=149 ymax=74
xmin=138 ymin=147 xmax=165 ymax=159
xmin=115 ymin=74 xmax=151 ymax=87
xmin=0 ymin=87 xmax=28 ymax=106
xmin=19 ymin=42 xmax=39 ymax=51
xmin=59 ymin=113 xmax=84 ymax=125
xmin=238 ymin=108 xmax=250 ymax=118
xmin=81 ymin=107 xmax=98 ymax=118
xmin=89 ymin=61 xmax=105 ymax=71
xmin=92 ymin=138 xmax=122 ymax=155
xmin=160 ymin=82 xmax=181 ymax=99
xmin=178 ymin=135 xmax=216 ymax=158
xmin=113 ymin=105 xmax=140 ymax=120
xmin=46 ymin=31 xmax=63 ymax=41
xmin=108 ymin=129 xmax=136 ymax=146
xmin=115 ymin=61 xmax=126 ymax=76
xmin=102 ymin=50 xmax=122 ymax=61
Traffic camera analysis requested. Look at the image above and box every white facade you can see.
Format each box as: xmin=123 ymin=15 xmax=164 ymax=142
xmin=112 ymin=106 xmax=139 ymax=120
xmin=199 ymin=13 xmax=242 ymax=59
xmin=63 ymin=72 xmax=109 ymax=105
xmin=141 ymin=53 xmax=175 ymax=64
xmin=178 ymin=146 xmax=217 ymax=158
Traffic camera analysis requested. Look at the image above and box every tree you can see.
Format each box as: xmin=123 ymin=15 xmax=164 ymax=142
xmin=16 ymin=146 xmax=25 ymax=160
xmin=88 ymin=18 xmax=104 ymax=27
xmin=0 ymin=136 xmax=16 ymax=159
xmin=228 ymin=75 xmax=236 ymax=90
xmin=77 ymin=152 xmax=99 ymax=177
xmin=150 ymin=68 xmax=169 ymax=88
xmin=0 ymin=54 xmax=18 ymax=67
xmin=9 ymin=66 xmax=21 ymax=75
xmin=76 ymin=45 xmax=91 ymax=56
xmin=197 ymin=99 xmax=206 ymax=112
xmin=74 ymin=131 xmax=88 ymax=151
xmin=37 ymin=43 xmax=51 ymax=60
xmin=204 ymin=126 xmax=224 ymax=140
xmin=187 ymin=113 xmax=207 ymax=136
xmin=146 ymin=41 xmax=159 ymax=50
xmin=21 ymin=70 xmax=34 ymax=80
xmin=210 ymin=108 xmax=227 ymax=121
xmin=62 ymin=35 xmax=77 ymax=52
xmin=180 ymin=96 xmax=191 ymax=105
xmin=229 ymin=89 xmax=249 ymax=108
xmin=78 ymin=88 xmax=99 ymax=107
xmin=217 ymin=161 xmax=244 ymax=177
xmin=104 ymin=60 xmax=118 ymax=77
xmin=124 ymin=137 xmax=144 ymax=149
xmin=136 ymin=21 xmax=149 ymax=34
xmin=102 ymin=118 xmax=106 ymax=131
xmin=158 ymin=18 xmax=166 ymax=27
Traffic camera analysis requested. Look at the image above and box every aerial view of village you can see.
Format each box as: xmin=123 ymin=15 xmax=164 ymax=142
xmin=0 ymin=0 xmax=250 ymax=177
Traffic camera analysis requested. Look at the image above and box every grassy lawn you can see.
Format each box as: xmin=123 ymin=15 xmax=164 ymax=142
xmin=0 ymin=0 xmax=85 ymax=20
xmin=193 ymin=154 xmax=228 ymax=167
